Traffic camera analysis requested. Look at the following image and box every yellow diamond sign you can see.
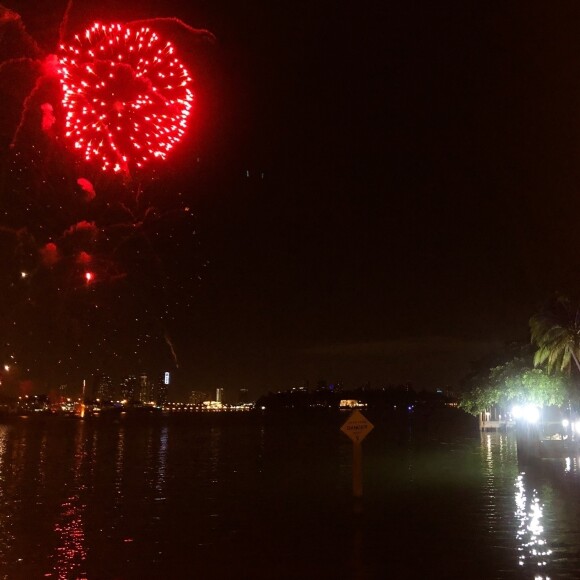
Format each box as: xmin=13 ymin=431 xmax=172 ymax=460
xmin=341 ymin=410 xmax=374 ymax=443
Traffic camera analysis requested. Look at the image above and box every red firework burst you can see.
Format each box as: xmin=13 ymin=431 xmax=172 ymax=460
xmin=58 ymin=22 xmax=194 ymax=174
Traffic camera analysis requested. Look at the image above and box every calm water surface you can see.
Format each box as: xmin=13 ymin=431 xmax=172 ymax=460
xmin=0 ymin=410 xmax=579 ymax=579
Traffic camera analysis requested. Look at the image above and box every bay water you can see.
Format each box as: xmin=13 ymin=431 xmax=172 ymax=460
xmin=0 ymin=409 xmax=578 ymax=579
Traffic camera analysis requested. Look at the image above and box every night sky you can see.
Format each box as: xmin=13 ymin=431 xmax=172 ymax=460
xmin=2 ymin=1 xmax=580 ymax=399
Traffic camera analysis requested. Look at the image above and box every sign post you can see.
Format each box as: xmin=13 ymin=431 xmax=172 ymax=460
xmin=340 ymin=410 xmax=374 ymax=498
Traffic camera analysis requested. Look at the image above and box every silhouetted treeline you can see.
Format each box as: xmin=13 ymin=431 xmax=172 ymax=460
xmin=255 ymin=385 xmax=454 ymax=412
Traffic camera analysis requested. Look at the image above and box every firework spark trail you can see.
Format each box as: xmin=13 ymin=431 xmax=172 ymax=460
xmin=117 ymin=201 xmax=140 ymax=224
xmin=0 ymin=56 xmax=37 ymax=76
xmin=108 ymin=205 xmax=164 ymax=257
xmin=128 ymin=17 xmax=217 ymax=43
xmin=135 ymin=182 xmax=143 ymax=206
xmin=58 ymin=0 xmax=74 ymax=46
xmin=0 ymin=6 xmax=54 ymax=149
xmin=108 ymin=204 xmax=185 ymax=333
xmin=0 ymin=4 xmax=18 ymax=23
xmin=109 ymin=204 xmax=188 ymax=250
xmin=0 ymin=5 xmax=42 ymax=56
xmin=2 ymin=0 xmax=73 ymax=148
xmin=9 ymin=73 xmax=45 ymax=148
xmin=0 ymin=225 xmax=25 ymax=236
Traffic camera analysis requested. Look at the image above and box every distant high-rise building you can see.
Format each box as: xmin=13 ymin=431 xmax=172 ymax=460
xmin=139 ymin=372 xmax=151 ymax=403
xmin=189 ymin=391 xmax=207 ymax=405
xmin=58 ymin=384 xmax=69 ymax=400
xmin=239 ymin=388 xmax=249 ymax=404
xmin=154 ymin=372 xmax=169 ymax=406
xmin=92 ymin=373 xmax=113 ymax=401
xmin=120 ymin=375 xmax=138 ymax=402
xmin=216 ymin=388 xmax=224 ymax=403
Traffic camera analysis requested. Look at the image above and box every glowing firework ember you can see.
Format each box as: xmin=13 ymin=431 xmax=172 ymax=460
xmin=58 ymin=22 xmax=194 ymax=173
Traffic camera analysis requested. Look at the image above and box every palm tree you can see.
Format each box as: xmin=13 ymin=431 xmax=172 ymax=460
xmin=529 ymin=294 xmax=580 ymax=375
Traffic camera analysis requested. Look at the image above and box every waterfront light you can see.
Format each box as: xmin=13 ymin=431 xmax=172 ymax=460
xmin=512 ymin=404 xmax=540 ymax=423
xmin=512 ymin=405 xmax=523 ymax=419
xmin=524 ymin=406 xmax=540 ymax=423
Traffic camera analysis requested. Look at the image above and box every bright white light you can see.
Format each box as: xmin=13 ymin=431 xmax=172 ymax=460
xmin=575 ymin=421 xmax=580 ymax=434
xmin=512 ymin=404 xmax=540 ymax=423
xmin=523 ymin=405 xmax=540 ymax=423
xmin=562 ymin=419 xmax=570 ymax=429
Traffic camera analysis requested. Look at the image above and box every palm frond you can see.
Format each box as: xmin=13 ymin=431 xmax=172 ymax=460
xmin=529 ymin=295 xmax=580 ymax=376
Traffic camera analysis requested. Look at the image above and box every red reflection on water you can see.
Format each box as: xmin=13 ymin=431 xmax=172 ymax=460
xmin=53 ymin=498 xmax=87 ymax=579
xmin=50 ymin=424 xmax=87 ymax=579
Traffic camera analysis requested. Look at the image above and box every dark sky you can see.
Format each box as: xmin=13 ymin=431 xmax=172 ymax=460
xmin=2 ymin=1 xmax=580 ymax=399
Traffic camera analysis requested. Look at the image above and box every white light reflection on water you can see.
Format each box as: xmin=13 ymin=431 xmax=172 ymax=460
xmin=480 ymin=432 xmax=519 ymax=534
xmin=514 ymin=473 xmax=552 ymax=577
xmin=207 ymin=426 xmax=222 ymax=530
xmin=561 ymin=454 xmax=579 ymax=475
xmin=482 ymin=434 xmax=499 ymax=529
xmin=115 ymin=424 xmax=125 ymax=504
xmin=155 ymin=425 xmax=168 ymax=496
xmin=142 ymin=423 xmax=170 ymax=565
xmin=144 ymin=424 xmax=169 ymax=500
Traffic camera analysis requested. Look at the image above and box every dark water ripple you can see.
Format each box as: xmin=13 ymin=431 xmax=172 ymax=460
xmin=0 ymin=411 xmax=579 ymax=578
